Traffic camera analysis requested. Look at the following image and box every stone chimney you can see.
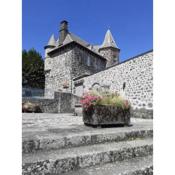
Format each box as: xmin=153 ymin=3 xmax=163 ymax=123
xmin=59 ymin=20 xmax=68 ymax=45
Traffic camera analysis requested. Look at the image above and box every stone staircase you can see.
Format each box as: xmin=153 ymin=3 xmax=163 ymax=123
xmin=22 ymin=115 xmax=153 ymax=175
xmin=23 ymin=139 xmax=152 ymax=175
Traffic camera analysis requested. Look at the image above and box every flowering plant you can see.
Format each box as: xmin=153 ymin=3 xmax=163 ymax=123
xmin=80 ymin=92 xmax=101 ymax=110
xmin=80 ymin=90 xmax=130 ymax=110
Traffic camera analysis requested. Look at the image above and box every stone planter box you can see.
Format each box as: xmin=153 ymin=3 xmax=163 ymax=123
xmin=83 ymin=105 xmax=130 ymax=127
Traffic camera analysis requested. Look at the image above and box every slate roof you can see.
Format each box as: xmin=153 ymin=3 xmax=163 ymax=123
xmin=46 ymin=29 xmax=118 ymax=57
xmin=101 ymin=29 xmax=119 ymax=49
xmin=48 ymin=32 xmax=102 ymax=55
xmin=47 ymin=34 xmax=56 ymax=46
xmin=67 ymin=33 xmax=90 ymax=47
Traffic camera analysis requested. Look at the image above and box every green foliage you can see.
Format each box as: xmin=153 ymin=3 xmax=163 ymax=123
xmin=22 ymin=48 xmax=45 ymax=89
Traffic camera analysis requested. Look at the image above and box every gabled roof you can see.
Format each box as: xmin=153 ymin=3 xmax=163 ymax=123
xmin=47 ymin=34 xmax=56 ymax=46
xmin=101 ymin=29 xmax=119 ymax=49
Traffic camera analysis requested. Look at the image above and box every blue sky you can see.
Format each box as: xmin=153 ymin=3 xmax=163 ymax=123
xmin=22 ymin=0 xmax=153 ymax=62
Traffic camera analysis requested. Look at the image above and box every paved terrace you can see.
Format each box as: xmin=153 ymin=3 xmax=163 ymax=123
xmin=23 ymin=113 xmax=153 ymax=141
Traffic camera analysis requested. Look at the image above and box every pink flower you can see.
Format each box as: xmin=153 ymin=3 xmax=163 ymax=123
xmin=80 ymin=93 xmax=101 ymax=110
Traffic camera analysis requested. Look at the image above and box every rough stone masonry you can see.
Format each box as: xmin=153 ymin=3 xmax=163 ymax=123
xmin=75 ymin=51 xmax=153 ymax=110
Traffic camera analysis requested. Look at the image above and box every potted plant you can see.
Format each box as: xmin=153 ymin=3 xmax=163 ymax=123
xmin=80 ymin=91 xmax=131 ymax=127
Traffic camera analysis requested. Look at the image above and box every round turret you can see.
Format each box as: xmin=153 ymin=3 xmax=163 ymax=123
xmin=44 ymin=34 xmax=56 ymax=58
xmin=99 ymin=29 xmax=120 ymax=67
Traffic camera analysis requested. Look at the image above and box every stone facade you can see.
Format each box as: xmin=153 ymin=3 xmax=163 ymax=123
xmin=72 ymin=45 xmax=106 ymax=78
xmin=45 ymin=46 xmax=74 ymax=98
xmin=74 ymin=51 xmax=153 ymax=110
xmin=45 ymin=43 xmax=106 ymax=98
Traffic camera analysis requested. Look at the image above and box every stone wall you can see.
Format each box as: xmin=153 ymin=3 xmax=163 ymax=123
xmin=22 ymin=97 xmax=59 ymax=113
xmin=74 ymin=50 xmax=153 ymax=111
xmin=23 ymin=92 xmax=81 ymax=113
xmin=131 ymin=108 xmax=153 ymax=119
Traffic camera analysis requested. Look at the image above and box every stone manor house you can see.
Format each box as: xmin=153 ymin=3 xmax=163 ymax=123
xmin=44 ymin=20 xmax=153 ymax=114
xmin=44 ymin=20 xmax=121 ymax=96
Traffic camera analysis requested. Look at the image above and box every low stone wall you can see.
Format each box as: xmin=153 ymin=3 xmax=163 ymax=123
xmin=55 ymin=92 xmax=81 ymax=113
xmin=131 ymin=108 xmax=153 ymax=119
xmin=22 ymin=92 xmax=81 ymax=113
xmin=22 ymin=97 xmax=59 ymax=113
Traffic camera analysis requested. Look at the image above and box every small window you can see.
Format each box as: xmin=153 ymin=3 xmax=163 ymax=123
xmin=123 ymin=82 xmax=126 ymax=90
xmin=87 ymin=56 xmax=91 ymax=66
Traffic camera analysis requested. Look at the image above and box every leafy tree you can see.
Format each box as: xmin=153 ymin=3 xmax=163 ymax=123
xmin=22 ymin=48 xmax=45 ymax=89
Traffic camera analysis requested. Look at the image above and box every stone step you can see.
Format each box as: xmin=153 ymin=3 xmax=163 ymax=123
xmin=23 ymin=127 xmax=153 ymax=153
xmin=22 ymin=138 xmax=153 ymax=175
xmin=63 ymin=155 xmax=153 ymax=175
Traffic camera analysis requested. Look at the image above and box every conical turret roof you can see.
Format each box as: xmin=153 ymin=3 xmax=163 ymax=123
xmin=101 ymin=29 xmax=119 ymax=49
xmin=47 ymin=34 xmax=56 ymax=46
